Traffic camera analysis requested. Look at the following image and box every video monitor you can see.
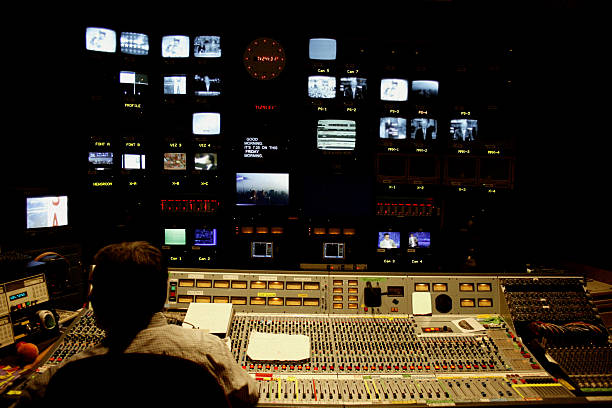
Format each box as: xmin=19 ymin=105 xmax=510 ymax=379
xmin=317 ymin=119 xmax=356 ymax=150
xmin=120 ymin=32 xmax=149 ymax=55
xmin=308 ymin=76 xmax=336 ymax=99
xmin=309 ymin=38 xmax=337 ymax=60
xmin=411 ymin=80 xmax=439 ymax=99
xmin=323 ymin=242 xmax=345 ymax=259
xmin=161 ymin=35 xmax=189 ymax=58
xmin=88 ymin=152 xmax=113 ymax=171
xmin=410 ymin=118 xmax=438 ymax=141
xmin=194 ymin=36 xmax=221 ymax=57
xmin=193 ymin=113 xmax=221 ymax=135
xmin=193 ymin=74 xmax=222 ymax=96
xmin=164 ymin=228 xmax=186 ymax=245
xmin=122 ymin=154 xmax=146 ymax=170
xmin=380 ymin=117 xmax=407 ymax=139
xmin=450 ymin=119 xmax=478 ymax=142
xmin=163 ymin=152 xmax=187 ymax=170
xmin=194 ymin=152 xmax=217 ymax=171
xmin=408 ymin=231 xmax=431 ymax=248
xmin=251 ymin=241 xmax=273 ymax=258
xmin=236 ymin=173 xmax=289 ymax=206
xmin=85 ymin=27 xmax=116 ymax=53
xmin=194 ymin=228 xmax=217 ymax=246
xmin=380 ymin=79 xmax=408 ymax=101
xmin=119 ymin=71 xmax=148 ymax=97
xmin=378 ymin=231 xmax=400 ymax=249
xmin=26 ymin=196 xmax=68 ymax=229
xmin=163 ymin=75 xmax=187 ymax=95
xmin=340 ymin=77 xmax=367 ymax=100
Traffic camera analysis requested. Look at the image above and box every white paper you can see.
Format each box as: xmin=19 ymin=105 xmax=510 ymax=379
xmin=452 ymin=317 xmax=486 ymax=333
xmin=412 ymin=292 xmax=432 ymax=315
xmin=182 ymin=303 xmax=233 ymax=335
xmin=246 ymin=331 xmax=311 ymax=361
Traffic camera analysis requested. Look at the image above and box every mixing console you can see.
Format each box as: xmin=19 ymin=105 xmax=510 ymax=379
xmin=18 ymin=271 xmax=612 ymax=407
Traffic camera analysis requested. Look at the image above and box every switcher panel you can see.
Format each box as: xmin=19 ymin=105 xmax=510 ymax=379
xmin=165 ymin=269 xmax=501 ymax=315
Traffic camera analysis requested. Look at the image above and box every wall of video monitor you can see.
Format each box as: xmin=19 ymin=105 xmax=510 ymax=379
xmin=81 ymin=25 xmax=515 ymax=272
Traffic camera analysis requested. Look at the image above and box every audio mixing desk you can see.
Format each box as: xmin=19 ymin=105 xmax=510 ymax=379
xmin=27 ymin=269 xmax=612 ymax=406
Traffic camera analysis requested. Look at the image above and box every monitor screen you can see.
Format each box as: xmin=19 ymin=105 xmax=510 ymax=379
xmin=309 ymin=38 xmax=337 ymax=60
xmin=408 ymin=231 xmax=431 ymax=248
xmin=317 ymin=119 xmax=356 ymax=150
xmin=122 ymin=154 xmax=146 ymax=170
xmin=120 ymin=32 xmax=149 ymax=55
xmin=26 ymin=196 xmax=68 ymax=229
xmin=165 ymin=228 xmax=186 ymax=245
xmin=194 ymin=228 xmax=217 ymax=246
xmin=323 ymin=242 xmax=345 ymax=259
xmin=194 ymin=152 xmax=217 ymax=171
xmin=163 ymin=152 xmax=187 ymax=170
xmin=380 ymin=79 xmax=408 ymax=101
xmin=308 ymin=76 xmax=336 ymax=99
xmin=340 ymin=77 xmax=367 ymax=100
xmin=251 ymin=242 xmax=273 ymax=258
xmin=85 ymin=27 xmax=116 ymax=53
xmin=410 ymin=118 xmax=438 ymax=140
xmin=236 ymin=173 xmax=289 ymax=206
xmin=193 ymin=36 xmax=221 ymax=57
xmin=380 ymin=117 xmax=407 ymax=139
xmin=193 ymin=74 xmax=222 ymax=96
xmin=411 ymin=80 xmax=439 ymax=99
xmin=163 ymin=75 xmax=187 ymax=95
xmin=193 ymin=113 xmax=221 ymax=135
xmin=378 ymin=231 xmax=400 ymax=249
xmin=119 ymin=71 xmax=148 ymax=97
xmin=88 ymin=152 xmax=113 ymax=171
xmin=450 ymin=119 xmax=478 ymax=141
xmin=161 ymin=35 xmax=190 ymax=58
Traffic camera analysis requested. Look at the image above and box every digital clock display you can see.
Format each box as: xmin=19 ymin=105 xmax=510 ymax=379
xmin=243 ymin=38 xmax=286 ymax=80
xmin=9 ymin=291 xmax=27 ymax=301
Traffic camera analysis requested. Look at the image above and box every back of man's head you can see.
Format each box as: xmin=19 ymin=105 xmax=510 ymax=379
xmin=90 ymin=241 xmax=167 ymax=334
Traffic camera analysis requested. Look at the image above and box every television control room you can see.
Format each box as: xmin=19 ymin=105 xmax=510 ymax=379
xmin=1 ymin=3 xmax=610 ymax=407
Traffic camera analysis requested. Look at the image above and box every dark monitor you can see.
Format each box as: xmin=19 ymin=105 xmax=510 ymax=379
xmin=163 ymin=75 xmax=187 ymax=95
xmin=194 ymin=228 xmax=217 ymax=246
xmin=450 ymin=119 xmax=478 ymax=142
xmin=410 ymin=118 xmax=437 ymax=141
xmin=88 ymin=152 xmax=113 ymax=171
xmin=323 ymin=242 xmax=345 ymax=259
xmin=85 ymin=27 xmax=116 ymax=53
xmin=309 ymin=38 xmax=337 ymax=60
xmin=192 ymin=113 xmax=221 ymax=135
xmin=339 ymin=77 xmax=367 ymax=100
xmin=308 ymin=76 xmax=336 ymax=99
xmin=119 ymin=71 xmax=148 ymax=97
xmin=120 ymin=32 xmax=149 ymax=55
xmin=378 ymin=231 xmax=400 ymax=249
xmin=317 ymin=119 xmax=356 ymax=150
xmin=251 ymin=242 xmax=273 ymax=258
xmin=380 ymin=79 xmax=408 ymax=101
xmin=164 ymin=228 xmax=186 ymax=246
xmin=380 ymin=117 xmax=407 ymax=140
xmin=411 ymin=80 xmax=439 ymax=99
xmin=194 ymin=152 xmax=217 ymax=171
xmin=236 ymin=173 xmax=289 ymax=206
xmin=407 ymin=231 xmax=431 ymax=248
xmin=163 ymin=153 xmax=187 ymax=171
xmin=161 ymin=35 xmax=190 ymax=58
xmin=26 ymin=196 xmax=68 ymax=229
xmin=193 ymin=35 xmax=221 ymax=58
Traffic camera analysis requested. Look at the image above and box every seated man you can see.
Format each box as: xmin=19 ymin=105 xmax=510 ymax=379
xmin=17 ymin=241 xmax=259 ymax=407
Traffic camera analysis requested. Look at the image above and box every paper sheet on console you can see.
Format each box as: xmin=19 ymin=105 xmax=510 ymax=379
xmin=246 ymin=331 xmax=311 ymax=361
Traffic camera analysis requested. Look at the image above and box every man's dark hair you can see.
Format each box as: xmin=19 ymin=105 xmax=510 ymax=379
xmin=91 ymin=241 xmax=167 ymax=340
